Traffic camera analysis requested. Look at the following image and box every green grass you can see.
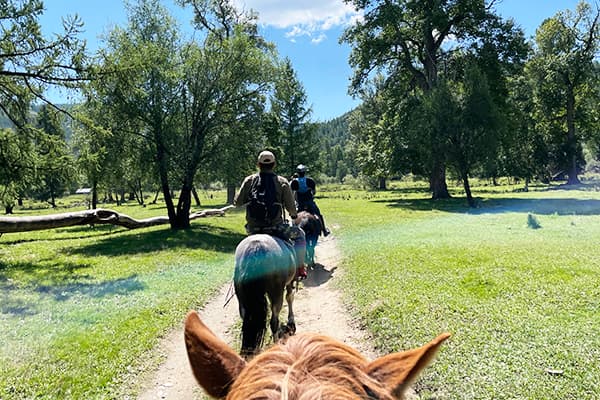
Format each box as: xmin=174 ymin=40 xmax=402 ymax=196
xmin=319 ymin=181 xmax=600 ymax=399
xmin=3 ymin=182 xmax=600 ymax=399
xmin=1 ymin=194 xmax=247 ymax=399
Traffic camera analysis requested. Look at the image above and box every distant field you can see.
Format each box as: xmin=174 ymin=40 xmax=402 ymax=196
xmin=2 ymin=179 xmax=600 ymax=399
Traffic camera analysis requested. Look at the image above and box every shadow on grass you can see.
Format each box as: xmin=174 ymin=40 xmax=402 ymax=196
xmin=67 ymin=224 xmax=245 ymax=257
xmin=379 ymin=196 xmax=600 ymax=216
xmin=1 ymin=226 xmax=122 ymax=245
xmin=0 ymin=260 xmax=145 ymax=316
xmin=35 ymin=274 xmax=145 ymax=301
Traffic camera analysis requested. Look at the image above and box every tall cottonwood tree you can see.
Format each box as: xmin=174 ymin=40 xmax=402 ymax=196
xmin=174 ymin=0 xmax=277 ymax=228
xmin=342 ymin=0 xmax=511 ymax=199
xmin=90 ymin=0 xmax=276 ymax=229
xmin=527 ymin=1 xmax=600 ymax=185
xmin=85 ymin=0 xmax=182 ymax=216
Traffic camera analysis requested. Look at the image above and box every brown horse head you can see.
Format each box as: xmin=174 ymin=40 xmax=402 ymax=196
xmin=184 ymin=311 xmax=450 ymax=399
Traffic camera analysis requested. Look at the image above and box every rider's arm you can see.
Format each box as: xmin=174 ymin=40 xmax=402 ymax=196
xmin=233 ymin=176 xmax=253 ymax=207
xmin=281 ymin=180 xmax=297 ymax=218
xmin=308 ymin=178 xmax=316 ymax=196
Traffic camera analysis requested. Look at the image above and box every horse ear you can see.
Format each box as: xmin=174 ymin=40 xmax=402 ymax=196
xmin=184 ymin=311 xmax=246 ymax=398
xmin=365 ymin=333 xmax=450 ymax=398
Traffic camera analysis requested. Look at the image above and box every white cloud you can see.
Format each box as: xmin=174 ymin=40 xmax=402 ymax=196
xmin=311 ymin=33 xmax=327 ymax=44
xmin=234 ymin=0 xmax=361 ymax=44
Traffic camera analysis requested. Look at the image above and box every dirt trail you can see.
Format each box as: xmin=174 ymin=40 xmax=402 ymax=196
xmin=136 ymin=235 xmax=380 ymax=400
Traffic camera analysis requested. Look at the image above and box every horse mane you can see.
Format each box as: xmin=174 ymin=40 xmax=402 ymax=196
xmin=228 ymin=332 xmax=395 ymax=400
xmin=185 ymin=311 xmax=450 ymax=400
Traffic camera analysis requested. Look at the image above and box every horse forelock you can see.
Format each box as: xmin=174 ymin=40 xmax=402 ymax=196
xmin=226 ymin=333 xmax=395 ymax=400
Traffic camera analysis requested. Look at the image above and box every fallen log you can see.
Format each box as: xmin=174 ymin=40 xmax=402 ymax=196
xmin=0 ymin=205 xmax=234 ymax=234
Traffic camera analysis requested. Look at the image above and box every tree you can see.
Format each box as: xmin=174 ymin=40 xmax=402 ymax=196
xmin=0 ymin=128 xmax=35 ymax=213
xmin=528 ymin=1 xmax=600 ymax=185
xmin=30 ymin=105 xmax=76 ymax=207
xmin=341 ymin=0 xmax=536 ymax=198
xmin=445 ymin=63 xmax=500 ymax=206
xmin=348 ymin=75 xmax=396 ymax=189
xmin=0 ymin=0 xmax=88 ymax=126
xmin=342 ymin=0 xmax=504 ymax=198
xmin=173 ymin=0 xmax=277 ymax=228
xmin=91 ymin=0 xmax=276 ymax=229
xmin=267 ymin=58 xmax=319 ymax=175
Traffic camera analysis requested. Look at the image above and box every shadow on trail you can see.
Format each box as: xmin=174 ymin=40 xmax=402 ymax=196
xmin=303 ymin=264 xmax=336 ymax=288
xmin=68 ymin=224 xmax=244 ymax=257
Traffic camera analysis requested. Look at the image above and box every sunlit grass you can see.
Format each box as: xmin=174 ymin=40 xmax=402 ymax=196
xmin=4 ymin=181 xmax=600 ymax=399
xmin=0 ymin=195 xmax=245 ymax=399
xmin=318 ymin=180 xmax=600 ymax=399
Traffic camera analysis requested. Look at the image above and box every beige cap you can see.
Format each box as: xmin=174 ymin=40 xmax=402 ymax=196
xmin=258 ymin=150 xmax=275 ymax=164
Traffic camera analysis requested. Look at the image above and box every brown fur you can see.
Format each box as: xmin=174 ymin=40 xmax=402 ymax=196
xmin=185 ymin=311 xmax=450 ymax=400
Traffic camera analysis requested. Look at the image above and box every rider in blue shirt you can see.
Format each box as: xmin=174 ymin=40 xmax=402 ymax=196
xmin=290 ymin=164 xmax=330 ymax=237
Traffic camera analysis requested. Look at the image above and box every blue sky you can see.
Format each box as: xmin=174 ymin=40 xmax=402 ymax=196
xmin=40 ymin=0 xmax=585 ymax=121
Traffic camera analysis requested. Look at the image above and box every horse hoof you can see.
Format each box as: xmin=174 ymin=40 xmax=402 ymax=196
xmin=287 ymin=322 xmax=296 ymax=335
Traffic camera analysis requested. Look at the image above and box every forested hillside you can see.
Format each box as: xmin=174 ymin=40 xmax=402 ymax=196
xmin=315 ymin=111 xmax=357 ymax=181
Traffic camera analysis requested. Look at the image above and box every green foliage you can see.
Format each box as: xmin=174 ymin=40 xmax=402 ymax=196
xmin=314 ymin=111 xmax=357 ymax=181
xmin=0 ymin=0 xmax=88 ymax=126
xmin=527 ymin=1 xmax=600 ymax=183
xmin=266 ymin=58 xmax=320 ymax=176
xmin=29 ymin=106 xmax=76 ymax=206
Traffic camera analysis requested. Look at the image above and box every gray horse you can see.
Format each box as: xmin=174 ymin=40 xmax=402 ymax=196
xmin=234 ymin=231 xmax=305 ymax=356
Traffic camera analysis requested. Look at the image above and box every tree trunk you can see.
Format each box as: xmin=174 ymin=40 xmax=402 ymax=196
xmin=174 ymin=184 xmax=192 ymax=229
xmin=462 ymin=174 xmax=475 ymax=208
xmin=151 ymin=187 xmax=160 ymax=205
xmin=5 ymin=205 xmax=14 ymax=214
xmin=378 ymin=177 xmax=386 ymax=190
xmin=227 ymin=184 xmax=236 ymax=204
xmin=156 ymin=139 xmax=177 ymax=228
xmin=565 ymin=84 xmax=580 ymax=185
xmin=430 ymin=159 xmax=450 ymax=199
xmin=91 ymin=180 xmax=98 ymax=209
xmin=192 ymin=186 xmax=201 ymax=207
xmin=17 ymin=197 xmax=23 ymax=206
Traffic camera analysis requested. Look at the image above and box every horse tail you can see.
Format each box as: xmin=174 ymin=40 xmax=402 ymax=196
xmin=235 ymin=246 xmax=269 ymax=356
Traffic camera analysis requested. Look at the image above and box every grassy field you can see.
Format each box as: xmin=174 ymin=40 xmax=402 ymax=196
xmin=0 ymin=191 xmax=246 ymax=399
xmin=2 ymin=180 xmax=600 ymax=399
xmin=326 ymin=179 xmax=600 ymax=399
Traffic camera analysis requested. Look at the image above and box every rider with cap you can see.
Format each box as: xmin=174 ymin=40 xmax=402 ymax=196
xmin=234 ymin=150 xmax=307 ymax=278
xmin=290 ymin=164 xmax=331 ymax=237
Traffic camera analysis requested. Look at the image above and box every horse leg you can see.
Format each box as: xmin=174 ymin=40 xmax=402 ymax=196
xmin=285 ymin=282 xmax=296 ymax=335
xmin=306 ymin=239 xmax=315 ymax=267
xmin=268 ymin=289 xmax=284 ymax=341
